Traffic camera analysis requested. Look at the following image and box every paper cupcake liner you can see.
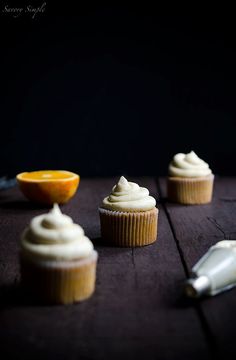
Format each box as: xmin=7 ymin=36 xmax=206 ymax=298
xmin=99 ymin=207 xmax=158 ymax=247
xmin=20 ymin=251 xmax=98 ymax=305
xmin=167 ymin=175 xmax=214 ymax=205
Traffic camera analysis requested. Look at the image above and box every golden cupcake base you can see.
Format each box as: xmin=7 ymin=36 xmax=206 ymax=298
xmin=99 ymin=207 xmax=158 ymax=247
xmin=20 ymin=251 xmax=97 ymax=305
xmin=167 ymin=174 xmax=214 ymax=205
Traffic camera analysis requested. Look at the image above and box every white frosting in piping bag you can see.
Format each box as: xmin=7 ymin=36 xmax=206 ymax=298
xmin=102 ymin=176 xmax=156 ymax=212
xmin=168 ymin=151 xmax=212 ymax=178
xmin=212 ymin=240 xmax=236 ymax=251
xmin=21 ymin=204 xmax=94 ymax=261
xmin=186 ymin=240 xmax=236 ymax=298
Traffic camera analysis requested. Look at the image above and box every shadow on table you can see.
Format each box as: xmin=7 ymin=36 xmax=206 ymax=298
xmin=0 ymin=283 xmax=50 ymax=308
xmin=159 ymin=197 xmax=188 ymax=208
xmin=174 ymin=294 xmax=201 ymax=308
xmin=91 ymin=237 xmax=142 ymax=254
xmin=0 ymin=200 xmax=50 ymax=211
xmin=172 ymin=280 xmax=213 ymax=308
xmin=91 ymin=237 xmax=114 ymax=247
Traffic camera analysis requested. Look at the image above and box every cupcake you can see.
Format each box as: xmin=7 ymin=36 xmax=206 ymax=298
xmin=167 ymin=151 xmax=214 ymax=205
xmin=20 ymin=204 xmax=97 ymax=304
xmin=99 ymin=176 xmax=158 ymax=247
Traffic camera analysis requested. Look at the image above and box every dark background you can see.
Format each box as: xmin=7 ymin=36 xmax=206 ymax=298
xmin=1 ymin=3 xmax=236 ymax=177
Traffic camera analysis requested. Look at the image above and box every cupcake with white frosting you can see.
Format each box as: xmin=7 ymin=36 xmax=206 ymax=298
xmin=99 ymin=176 xmax=158 ymax=247
xmin=20 ymin=204 xmax=98 ymax=304
xmin=167 ymin=151 xmax=214 ymax=204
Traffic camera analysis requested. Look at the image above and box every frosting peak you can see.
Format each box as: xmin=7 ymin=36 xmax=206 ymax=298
xmin=21 ymin=204 xmax=93 ymax=260
xmin=41 ymin=203 xmax=73 ymax=230
xmin=169 ymin=151 xmax=212 ymax=178
xmin=102 ymin=176 xmax=156 ymax=212
xmin=185 ymin=151 xmax=201 ymax=165
xmin=114 ymin=176 xmax=131 ymax=192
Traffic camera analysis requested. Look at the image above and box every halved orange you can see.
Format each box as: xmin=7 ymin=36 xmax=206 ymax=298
xmin=16 ymin=170 xmax=80 ymax=205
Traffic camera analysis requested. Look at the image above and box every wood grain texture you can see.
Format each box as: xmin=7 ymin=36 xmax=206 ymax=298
xmin=159 ymin=176 xmax=236 ymax=360
xmin=0 ymin=177 xmax=222 ymax=359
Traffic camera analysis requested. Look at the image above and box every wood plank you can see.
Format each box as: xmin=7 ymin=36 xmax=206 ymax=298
xmin=158 ymin=176 xmax=236 ymax=360
xmin=0 ymin=178 xmax=209 ymax=359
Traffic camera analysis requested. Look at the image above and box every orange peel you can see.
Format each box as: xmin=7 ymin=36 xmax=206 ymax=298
xmin=16 ymin=170 xmax=80 ymax=205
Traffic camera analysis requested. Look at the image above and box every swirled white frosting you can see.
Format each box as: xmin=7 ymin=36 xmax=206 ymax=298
xmin=102 ymin=176 xmax=156 ymax=212
xmin=21 ymin=204 xmax=94 ymax=261
xmin=168 ymin=151 xmax=212 ymax=178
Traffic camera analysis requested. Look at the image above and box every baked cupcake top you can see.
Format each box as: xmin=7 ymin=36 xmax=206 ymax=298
xmin=102 ymin=176 xmax=156 ymax=212
xmin=21 ymin=204 xmax=94 ymax=261
xmin=168 ymin=151 xmax=212 ymax=178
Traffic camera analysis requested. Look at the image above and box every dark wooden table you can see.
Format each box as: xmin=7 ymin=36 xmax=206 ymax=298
xmin=0 ymin=177 xmax=236 ymax=360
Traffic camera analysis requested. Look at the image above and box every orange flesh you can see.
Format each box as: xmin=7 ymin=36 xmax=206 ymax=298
xmin=19 ymin=171 xmax=76 ymax=181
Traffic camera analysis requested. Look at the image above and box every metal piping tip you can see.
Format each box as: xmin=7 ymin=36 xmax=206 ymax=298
xmin=185 ymin=275 xmax=211 ymax=298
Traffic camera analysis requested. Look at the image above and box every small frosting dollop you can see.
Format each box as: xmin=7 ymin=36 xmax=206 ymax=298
xmin=168 ymin=151 xmax=212 ymax=178
xmin=21 ymin=204 xmax=94 ymax=261
xmin=102 ymin=176 xmax=156 ymax=212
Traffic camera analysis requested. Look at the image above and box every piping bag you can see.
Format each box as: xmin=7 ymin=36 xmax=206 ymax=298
xmin=185 ymin=240 xmax=236 ymax=298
